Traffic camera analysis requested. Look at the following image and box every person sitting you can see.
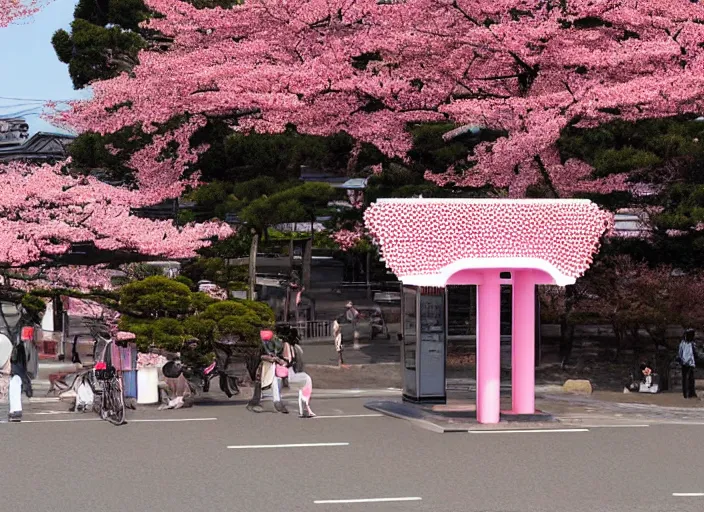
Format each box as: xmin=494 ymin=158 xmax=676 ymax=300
xmin=625 ymin=362 xmax=660 ymax=393
xmin=637 ymin=363 xmax=660 ymax=393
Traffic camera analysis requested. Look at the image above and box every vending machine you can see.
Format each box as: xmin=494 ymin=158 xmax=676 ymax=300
xmin=400 ymin=286 xmax=446 ymax=404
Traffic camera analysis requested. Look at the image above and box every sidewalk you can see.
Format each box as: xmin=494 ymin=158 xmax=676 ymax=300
xmin=366 ymin=389 xmax=704 ymax=433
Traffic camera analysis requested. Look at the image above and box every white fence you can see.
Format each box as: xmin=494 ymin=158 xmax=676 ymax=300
xmin=296 ymin=320 xmax=333 ymax=342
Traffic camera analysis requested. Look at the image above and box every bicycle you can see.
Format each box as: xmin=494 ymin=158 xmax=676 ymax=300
xmin=77 ymin=315 xmax=127 ymax=425
xmin=94 ymin=361 xmax=126 ymax=426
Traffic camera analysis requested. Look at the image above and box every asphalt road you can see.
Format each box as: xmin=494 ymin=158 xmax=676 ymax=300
xmin=2 ymin=396 xmax=704 ymax=512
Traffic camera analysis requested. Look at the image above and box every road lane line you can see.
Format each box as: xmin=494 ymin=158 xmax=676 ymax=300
xmin=16 ymin=417 xmax=217 ymax=424
xmin=673 ymin=493 xmax=704 ymax=497
xmin=470 ymin=428 xmax=589 ymax=434
xmin=130 ymin=418 xmax=218 ymax=423
xmin=27 ymin=411 xmax=74 ymax=415
xmin=228 ymin=442 xmax=349 ymax=449
xmin=659 ymin=421 xmax=704 ymax=426
xmin=580 ymin=424 xmax=649 ymax=428
xmin=17 ymin=418 xmax=101 ymax=424
xmin=314 ymin=414 xmax=384 ymax=419
xmin=314 ymin=497 xmax=422 ymax=504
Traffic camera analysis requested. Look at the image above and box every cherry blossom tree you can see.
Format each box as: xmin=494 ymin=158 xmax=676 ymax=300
xmin=56 ymin=0 xmax=704 ymax=197
xmin=331 ymin=222 xmax=365 ymax=251
xmin=0 ymin=156 xmax=233 ymax=310
xmin=0 ymin=159 xmax=232 ymax=269
xmin=0 ymin=0 xmax=48 ymax=27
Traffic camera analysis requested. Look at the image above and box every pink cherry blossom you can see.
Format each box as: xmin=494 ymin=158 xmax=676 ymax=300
xmin=0 ymin=0 xmax=49 ymax=27
xmin=0 ymin=159 xmax=233 ymax=268
xmin=52 ymin=0 xmax=704 ymax=195
xmin=7 ymin=265 xmax=116 ymax=293
xmin=331 ymin=222 xmax=365 ymax=251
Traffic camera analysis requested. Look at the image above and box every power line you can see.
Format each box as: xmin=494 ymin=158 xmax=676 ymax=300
xmin=0 ymin=96 xmax=84 ymax=103
xmin=0 ymin=102 xmax=46 ymax=110
xmin=0 ymin=107 xmax=44 ymax=119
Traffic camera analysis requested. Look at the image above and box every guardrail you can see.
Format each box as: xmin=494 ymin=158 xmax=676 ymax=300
xmin=296 ymin=320 xmax=333 ymax=342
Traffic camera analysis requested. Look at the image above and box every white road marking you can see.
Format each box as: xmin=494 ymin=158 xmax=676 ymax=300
xmin=15 ymin=417 xmax=217 ymax=424
xmin=314 ymin=497 xmax=422 ymax=504
xmin=470 ymin=428 xmax=589 ymax=434
xmin=130 ymin=418 xmax=217 ymax=423
xmin=27 ymin=411 xmax=74 ymax=415
xmin=673 ymin=493 xmax=704 ymax=497
xmin=18 ymin=418 xmax=101 ymax=424
xmin=314 ymin=414 xmax=384 ymax=419
xmin=228 ymin=442 xmax=349 ymax=449
xmin=580 ymin=424 xmax=649 ymax=428
xmin=658 ymin=421 xmax=704 ymax=426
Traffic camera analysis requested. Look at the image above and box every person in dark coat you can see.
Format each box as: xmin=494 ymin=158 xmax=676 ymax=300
xmin=678 ymin=329 xmax=698 ymax=399
xmin=247 ymin=330 xmax=287 ymax=414
xmin=8 ymin=341 xmax=27 ymax=421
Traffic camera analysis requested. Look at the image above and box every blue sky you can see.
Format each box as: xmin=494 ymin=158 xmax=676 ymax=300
xmin=0 ymin=0 xmax=91 ymax=134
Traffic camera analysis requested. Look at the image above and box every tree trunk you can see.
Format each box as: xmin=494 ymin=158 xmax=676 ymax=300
xmin=289 ymin=238 xmax=295 ymax=272
xmin=365 ymin=251 xmax=371 ymax=300
xmin=611 ymin=321 xmax=623 ymax=362
xmin=53 ymin=296 xmax=63 ymax=333
xmin=248 ymin=231 xmax=259 ymax=300
xmin=302 ymin=237 xmax=312 ymax=290
xmin=559 ymin=285 xmax=576 ymax=368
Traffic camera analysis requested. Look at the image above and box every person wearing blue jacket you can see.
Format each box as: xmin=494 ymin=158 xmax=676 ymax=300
xmin=678 ymin=329 xmax=698 ymax=399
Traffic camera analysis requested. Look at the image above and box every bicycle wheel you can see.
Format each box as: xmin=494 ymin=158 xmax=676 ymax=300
xmin=102 ymin=379 xmax=126 ymax=426
xmin=109 ymin=378 xmax=126 ymax=425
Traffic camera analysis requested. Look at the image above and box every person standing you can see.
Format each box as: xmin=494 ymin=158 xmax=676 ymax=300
xmin=678 ymin=329 xmax=698 ymax=399
xmin=333 ymin=316 xmax=346 ymax=367
xmin=247 ymin=330 xmax=287 ymax=414
xmin=9 ymin=339 xmax=27 ymax=422
xmin=281 ymin=330 xmax=316 ymax=418
xmin=346 ymin=302 xmax=360 ymax=350
xmin=0 ymin=334 xmax=12 ymax=423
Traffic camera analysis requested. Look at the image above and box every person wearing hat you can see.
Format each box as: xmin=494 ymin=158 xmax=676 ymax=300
xmin=678 ymin=329 xmax=698 ymax=399
xmin=0 ymin=333 xmax=12 ymax=423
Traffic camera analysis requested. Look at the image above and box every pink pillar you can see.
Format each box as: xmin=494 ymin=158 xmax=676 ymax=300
xmin=512 ymin=270 xmax=536 ymax=414
xmin=476 ymin=271 xmax=502 ymax=424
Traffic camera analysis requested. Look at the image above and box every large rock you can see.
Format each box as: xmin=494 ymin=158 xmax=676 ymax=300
xmin=563 ymin=379 xmax=593 ymax=395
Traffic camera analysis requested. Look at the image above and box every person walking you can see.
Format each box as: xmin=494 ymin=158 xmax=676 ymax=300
xmin=0 ymin=333 xmax=12 ymax=423
xmin=346 ymin=301 xmax=360 ymax=350
xmin=332 ymin=315 xmax=347 ymax=367
xmin=678 ymin=329 xmax=698 ymax=399
xmin=9 ymin=339 xmax=27 ymax=422
xmin=280 ymin=329 xmax=316 ymax=418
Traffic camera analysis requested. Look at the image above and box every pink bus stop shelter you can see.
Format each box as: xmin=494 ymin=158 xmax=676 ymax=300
xmin=365 ymin=199 xmax=613 ymax=424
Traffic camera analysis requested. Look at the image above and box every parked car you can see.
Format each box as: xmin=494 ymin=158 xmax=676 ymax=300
xmin=338 ymin=307 xmax=390 ymax=342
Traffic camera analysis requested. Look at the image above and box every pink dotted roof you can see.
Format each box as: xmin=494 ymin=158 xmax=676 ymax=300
xmin=364 ymin=199 xmax=613 ymax=286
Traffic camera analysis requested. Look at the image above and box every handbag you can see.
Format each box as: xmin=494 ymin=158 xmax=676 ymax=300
xmin=275 ymin=364 xmax=289 ymax=379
